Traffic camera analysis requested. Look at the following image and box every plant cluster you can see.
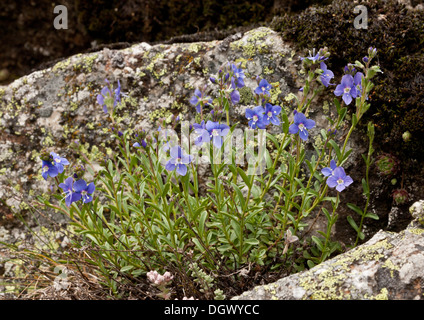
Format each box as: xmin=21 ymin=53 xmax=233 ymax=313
xmin=32 ymin=46 xmax=381 ymax=299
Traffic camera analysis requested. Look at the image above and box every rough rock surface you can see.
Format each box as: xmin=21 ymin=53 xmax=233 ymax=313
xmin=233 ymin=200 xmax=424 ymax=300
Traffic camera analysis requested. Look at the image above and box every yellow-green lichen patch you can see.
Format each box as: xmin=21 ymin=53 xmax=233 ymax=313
xmin=187 ymin=43 xmax=203 ymax=54
xmin=382 ymin=258 xmax=399 ymax=278
xmin=73 ymin=54 xmax=98 ymax=73
xmin=298 ymin=237 xmax=393 ymax=299
xmin=364 ymin=288 xmax=389 ymax=300
xmin=238 ymin=86 xmax=254 ymax=105
xmin=230 ymin=28 xmax=273 ymax=58
xmin=407 ymin=228 xmax=424 ymax=235
xmin=52 ymin=57 xmax=72 ymax=73
xmin=269 ymin=82 xmax=282 ymax=105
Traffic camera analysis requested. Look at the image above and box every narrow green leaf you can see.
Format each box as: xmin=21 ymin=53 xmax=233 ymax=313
xmin=347 ymin=215 xmax=359 ymax=232
xmin=244 ymin=238 xmax=259 ymax=245
xmin=347 ymin=203 xmax=363 ymax=216
xmin=328 ymin=139 xmax=341 ymax=162
xmin=311 ymin=236 xmax=323 ymax=251
xmin=364 ymin=212 xmax=379 ymax=220
xmin=120 ymin=265 xmax=134 ymax=273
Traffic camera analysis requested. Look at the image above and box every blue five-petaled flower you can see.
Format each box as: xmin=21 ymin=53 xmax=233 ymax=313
xmin=321 ymin=159 xmax=338 ymax=177
xmin=262 ymin=103 xmax=282 ymax=126
xmin=334 ymin=74 xmax=358 ymax=105
xmin=59 ymin=177 xmax=80 ymax=207
xmin=41 ymin=160 xmax=59 ymax=180
xmin=50 ymin=152 xmax=70 ymax=173
xmin=73 ymin=179 xmax=96 ymax=204
xmin=289 ymin=111 xmax=316 ymax=141
xmin=254 ymin=79 xmax=272 ymax=96
xmin=97 ymin=79 xmax=122 ymax=114
xmin=326 ymin=166 xmax=353 ymax=192
xmin=320 ymin=62 xmax=334 ymax=87
xmin=246 ymin=106 xmax=266 ymax=129
xmin=165 ymin=146 xmax=193 ymax=176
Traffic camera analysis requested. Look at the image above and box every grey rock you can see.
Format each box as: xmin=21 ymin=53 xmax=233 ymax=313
xmin=232 ymin=200 xmax=424 ymax=300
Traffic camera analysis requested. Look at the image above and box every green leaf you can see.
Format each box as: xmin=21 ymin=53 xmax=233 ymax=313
xmin=244 ymin=238 xmax=259 ymax=245
xmin=364 ymin=212 xmax=379 ymax=220
xmin=231 ymin=182 xmax=246 ymax=210
xmin=347 ymin=215 xmax=359 ymax=232
xmin=307 ymin=260 xmax=316 ymax=269
xmin=311 ymin=236 xmax=324 ymax=251
xmin=237 ymin=167 xmax=251 ymax=189
xmin=120 ymin=265 xmax=134 ymax=273
xmin=328 ymin=139 xmax=341 ymax=163
xmin=347 ymin=203 xmax=363 ymax=216
xmin=361 ymin=178 xmax=369 ymax=197
xmin=322 ymin=207 xmax=331 ymax=221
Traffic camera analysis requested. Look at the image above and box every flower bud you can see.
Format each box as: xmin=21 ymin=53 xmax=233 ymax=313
xmin=402 ymin=131 xmax=411 ymax=142
xmin=362 ymin=56 xmax=369 ymax=63
xmin=209 ymin=76 xmax=216 ymax=84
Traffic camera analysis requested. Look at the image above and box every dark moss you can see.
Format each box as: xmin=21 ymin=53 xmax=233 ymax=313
xmin=271 ymin=0 xmax=424 ymax=163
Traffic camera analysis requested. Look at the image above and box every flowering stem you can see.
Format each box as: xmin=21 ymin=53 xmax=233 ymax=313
xmin=319 ymin=192 xmax=339 ymax=263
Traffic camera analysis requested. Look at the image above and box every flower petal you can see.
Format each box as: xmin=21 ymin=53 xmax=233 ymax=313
xmin=321 ymin=167 xmax=333 ymax=177
xmin=87 ymin=182 xmax=95 ymax=194
xmin=294 ymin=112 xmax=306 ymax=125
xmin=326 ymin=176 xmax=338 ymax=188
xmin=289 ymin=124 xmax=299 ymax=134
xmin=304 ymin=118 xmax=315 ymax=129
xmin=73 ymin=179 xmax=87 ymax=192
xmin=334 ymin=84 xmax=344 ymax=97
xmin=176 ymin=164 xmax=187 ymax=176
xmin=299 ymin=128 xmax=309 ymax=141
xmin=336 ymin=184 xmax=346 ymax=192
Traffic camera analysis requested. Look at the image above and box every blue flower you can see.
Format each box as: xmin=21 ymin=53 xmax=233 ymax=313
xmin=254 ymin=79 xmax=272 ymax=96
xmin=192 ymin=121 xmax=210 ymax=147
xmin=353 ymin=72 xmax=364 ymax=94
xmin=165 ymin=146 xmax=193 ymax=176
xmin=288 ymin=111 xmax=315 ymax=141
xmin=114 ymin=80 xmax=121 ymax=106
xmin=59 ymin=177 xmax=81 ymax=207
xmin=262 ymin=103 xmax=281 ymax=126
xmin=320 ymin=62 xmax=334 ymax=87
xmin=73 ymin=179 xmax=95 ymax=204
xmin=300 ymin=49 xmax=328 ymax=62
xmin=133 ymin=140 xmax=147 ymax=148
xmin=326 ymin=166 xmax=353 ymax=192
xmin=97 ymin=79 xmax=122 ymax=114
xmin=205 ymin=121 xmax=230 ymax=148
xmin=50 ymin=152 xmax=69 ymax=173
xmin=189 ymin=88 xmax=212 ymax=113
xmin=245 ymin=106 xmax=266 ymax=129
xmin=41 ymin=160 xmax=59 ymax=180
xmin=97 ymin=86 xmax=112 ymax=113
xmin=230 ymin=63 xmax=245 ymax=88
xmin=230 ymin=88 xmax=240 ymax=105
xmin=334 ymin=74 xmax=358 ymax=105
xmin=321 ymin=159 xmax=338 ymax=177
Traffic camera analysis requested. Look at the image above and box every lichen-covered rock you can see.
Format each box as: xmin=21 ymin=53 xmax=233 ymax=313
xmin=233 ymin=200 xmax=424 ymax=300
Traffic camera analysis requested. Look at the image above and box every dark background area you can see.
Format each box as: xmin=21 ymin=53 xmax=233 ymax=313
xmin=0 ymin=0 xmax=331 ymax=85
